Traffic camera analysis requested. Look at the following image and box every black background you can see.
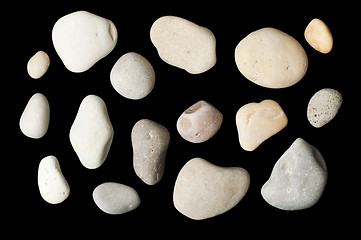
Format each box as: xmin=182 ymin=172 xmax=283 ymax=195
xmin=5 ymin=1 xmax=355 ymax=235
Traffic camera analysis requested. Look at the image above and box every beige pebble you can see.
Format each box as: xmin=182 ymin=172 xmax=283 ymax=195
xmin=27 ymin=51 xmax=50 ymax=79
xmin=305 ymin=18 xmax=333 ymax=54
xmin=236 ymin=99 xmax=288 ymax=151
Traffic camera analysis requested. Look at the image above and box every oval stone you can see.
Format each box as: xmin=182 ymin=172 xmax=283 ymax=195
xmin=235 ymin=27 xmax=308 ymax=88
xmin=305 ymin=18 xmax=333 ymax=54
xmin=93 ymin=182 xmax=140 ymax=215
xmin=150 ymin=16 xmax=216 ymax=74
xmin=110 ymin=52 xmax=155 ymax=100
xmin=27 ymin=51 xmax=50 ymax=79
xmin=173 ymin=158 xmax=250 ymax=220
xmin=176 ymin=100 xmax=223 ymax=143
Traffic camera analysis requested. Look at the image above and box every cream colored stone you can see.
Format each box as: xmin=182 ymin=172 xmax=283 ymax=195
xmin=235 ymin=27 xmax=308 ymax=88
xmin=305 ymin=18 xmax=333 ymax=54
xmin=236 ymin=99 xmax=288 ymax=151
xmin=27 ymin=51 xmax=50 ymax=79
xmin=150 ymin=16 xmax=216 ymax=74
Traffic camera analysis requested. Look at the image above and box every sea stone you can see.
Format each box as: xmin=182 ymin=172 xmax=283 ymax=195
xmin=307 ymin=88 xmax=342 ymax=128
xmin=27 ymin=51 xmax=50 ymax=79
xmin=131 ymin=119 xmax=170 ymax=185
xmin=38 ymin=155 xmax=70 ymax=204
xmin=19 ymin=93 xmax=50 ymax=139
xmin=69 ymin=95 xmax=113 ymax=169
xmin=261 ymin=138 xmax=327 ymax=210
xmin=52 ymin=10 xmax=117 ymax=73
xmin=235 ymin=27 xmax=308 ymax=88
xmin=173 ymin=157 xmax=250 ymax=220
xmin=93 ymin=182 xmax=140 ymax=215
xmin=176 ymin=100 xmax=223 ymax=143
xmin=305 ymin=18 xmax=333 ymax=54
xmin=110 ymin=52 xmax=155 ymax=100
xmin=236 ymin=99 xmax=287 ymax=151
xmin=150 ymin=16 xmax=216 ymax=74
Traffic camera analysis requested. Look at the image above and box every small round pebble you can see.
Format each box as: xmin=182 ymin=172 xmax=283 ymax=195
xmin=27 ymin=51 xmax=50 ymax=79
xmin=305 ymin=18 xmax=333 ymax=54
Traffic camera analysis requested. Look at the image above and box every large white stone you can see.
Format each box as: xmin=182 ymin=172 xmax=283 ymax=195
xmin=69 ymin=95 xmax=113 ymax=169
xmin=52 ymin=11 xmax=117 ymax=73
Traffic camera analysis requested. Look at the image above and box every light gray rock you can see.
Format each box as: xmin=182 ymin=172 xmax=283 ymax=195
xmin=93 ymin=182 xmax=140 ymax=215
xmin=307 ymin=88 xmax=342 ymax=128
xmin=110 ymin=52 xmax=155 ymax=100
xmin=261 ymin=138 xmax=327 ymax=210
xmin=173 ymin=158 xmax=250 ymax=220
xmin=131 ymin=119 xmax=170 ymax=185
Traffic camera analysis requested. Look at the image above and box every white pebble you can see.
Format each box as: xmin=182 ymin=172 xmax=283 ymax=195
xmin=27 ymin=51 xmax=50 ymax=79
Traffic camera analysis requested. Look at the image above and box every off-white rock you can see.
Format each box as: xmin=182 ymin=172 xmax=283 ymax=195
xmin=27 ymin=51 xmax=50 ymax=79
xmin=150 ymin=16 xmax=216 ymax=74
xmin=52 ymin=11 xmax=117 ymax=73
xmin=93 ymin=182 xmax=140 ymax=214
xmin=236 ymin=100 xmax=287 ymax=151
xmin=173 ymin=158 xmax=250 ymax=220
xmin=235 ymin=27 xmax=308 ymax=88
xmin=131 ymin=119 xmax=170 ymax=185
xmin=110 ymin=52 xmax=155 ymax=100
xmin=176 ymin=100 xmax=223 ymax=143
xmin=70 ymin=95 xmax=113 ymax=169
xmin=261 ymin=138 xmax=327 ymax=210
xmin=307 ymin=88 xmax=342 ymax=128
xmin=19 ymin=93 xmax=50 ymax=139
xmin=305 ymin=18 xmax=333 ymax=54
xmin=38 ymin=155 xmax=70 ymax=204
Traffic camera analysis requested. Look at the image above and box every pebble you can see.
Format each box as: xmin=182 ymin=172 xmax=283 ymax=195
xmin=305 ymin=18 xmax=333 ymax=54
xmin=173 ymin=157 xmax=250 ymax=220
xmin=261 ymin=138 xmax=327 ymax=210
xmin=131 ymin=119 xmax=170 ymax=185
xmin=38 ymin=155 xmax=70 ymax=204
xmin=307 ymin=88 xmax=342 ymax=128
xmin=235 ymin=27 xmax=308 ymax=88
xmin=27 ymin=51 xmax=50 ymax=79
xmin=110 ymin=52 xmax=155 ymax=100
xmin=150 ymin=16 xmax=216 ymax=74
xmin=52 ymin=11 xmax=117 ymax=73
xmin=93 ymin=182 xmax=140 ymax=215
xmin=236 ymin=99 xmax=288 ymax=151
xmin=69 ymin=95 xmax=114 ymax=169
xmin=19 ymin=93 xmax=50 ymax=139
xmin=176 ymin=100 xmax=223 ymax=143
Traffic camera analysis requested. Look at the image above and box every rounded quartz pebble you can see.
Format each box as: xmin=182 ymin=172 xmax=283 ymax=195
xmin=52 ymin=11 xmax=117 ymax=73
xmin=176 ymin=100 xmax=223 ymax=143
xmin=19 ymin=93 xmax=50 ymax=139
xmin=93 ymin=182 xmax=140 ymax=215
xmin=27 ymin=51 xmax=50 ymax=79
xmin=307 ymin=88 xmax=342 ymax=128
xmin=235 ymin=27 xmax=308 ymax=88
xmin=173 ymin=157 xmax=250 ymax=220
xmin=305 ymin=18 xmax=333 ymax=54
xmin=38 ymin=155 xmax=70 ymax=204
xmin=150 ymin=16 xmax=216 ymax=74
xmin=110 ymin=52 xmax=155 ymax=100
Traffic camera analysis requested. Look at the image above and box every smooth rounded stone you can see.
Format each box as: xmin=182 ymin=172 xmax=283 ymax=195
xmin=150 ymin=16 xmax=216 ymax=74
xmin=69 ymin=95 xmax=113 ymax=169
xmin=131 ymin=119 xmax=170 ymax=185
xmin=27 ymin=51 xmax=50 ymax=79
xmin=19 ymin=93 xmax=50 ymax=139
xmin=307 ymin=88 xmax=342 ymax=128
xmin=173 ymin=158 xmax=250 ymax=220
xmin=261 ymin=138 xmax=327 ymax=211
xmin=110 ymin=52 xmax=155 ymax=100
xmin=52 ymin=11 xmax=117 ymax=73
xmin=236 ymin=99 xmax=288 ymax=151
xmin=176 ymin=100 xmax=223 ymax=143
xmin=38 ymin=155 xmax=70 ymax=204
xmin=305 ymin=18 xmax=333 ymax=54
xmin=93 ymin=182 xmax=140 ymax=215
xmin=235 ymin=27 xmax=308 ymax=88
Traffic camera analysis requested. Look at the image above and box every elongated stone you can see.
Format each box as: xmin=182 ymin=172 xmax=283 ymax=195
xmin=305 ymin=18 xmax=333 ymax=54
xmin=27 ymin=51 xmax=50 ymax=79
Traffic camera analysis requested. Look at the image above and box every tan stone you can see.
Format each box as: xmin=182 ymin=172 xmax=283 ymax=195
xmin=305 ymin=18 xmax=333 ymax=54
xmin=236 ymin=99 xmax=288 ymax=151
